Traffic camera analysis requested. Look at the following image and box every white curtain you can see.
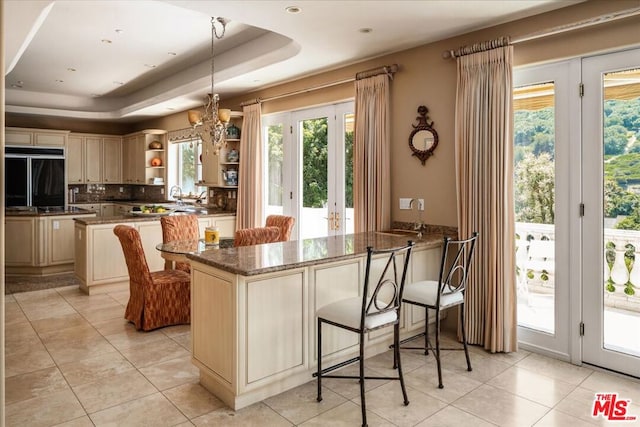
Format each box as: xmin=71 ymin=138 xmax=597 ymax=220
xmin=236 ymin=103 xmax=263 ymax=229
xmin=353 ymin=74 xmax=391 ymax=232
xmin=455 ymin=45 xmax=517 ymax=353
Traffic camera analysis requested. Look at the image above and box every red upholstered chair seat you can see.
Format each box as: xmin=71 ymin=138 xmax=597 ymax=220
xmin=113 ymin=224 xmax=191 ymax=331
xmin=160 ymin=214 xmax=199 ymax=273
xmin=265 ymin=215 xmax=295 ymax=242
xmin=234 ymin=226 xmax=281 ymax=247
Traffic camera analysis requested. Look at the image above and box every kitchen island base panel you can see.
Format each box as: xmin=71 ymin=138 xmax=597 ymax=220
xmin=189 ymin=243 xmax=441 ymax=411
xmin=78 ymin=279 xmax=128 ymax=295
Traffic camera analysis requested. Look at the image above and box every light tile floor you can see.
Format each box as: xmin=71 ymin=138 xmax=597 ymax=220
xmin=5 ymin=285 xmax=640 ymax=426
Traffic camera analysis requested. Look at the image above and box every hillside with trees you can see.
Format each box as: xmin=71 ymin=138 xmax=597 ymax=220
xmin=514 ymin=96 xmax=640 ymax=230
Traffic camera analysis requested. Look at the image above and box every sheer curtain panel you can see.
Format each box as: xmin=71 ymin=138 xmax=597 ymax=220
xmin=455 ymin=45 xmax=517 ymax=353
xmin=353 ymin=74 xmax=391 ymax=232
xmin=236 ymin=103 xmax=263 ymax=229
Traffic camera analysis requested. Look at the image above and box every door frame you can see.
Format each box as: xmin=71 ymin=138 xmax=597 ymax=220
xmin=262 ymin=101 xmax=354 ymax=240
xmin=514 ymin=59 xmax=582 ymax=363
xmin=581 ymin=48 xmax=640 ymax=377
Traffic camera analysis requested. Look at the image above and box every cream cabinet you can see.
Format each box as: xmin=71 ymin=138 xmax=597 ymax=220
xmin=5 ymin=217 xmax=39 ymax=266
xmin=5 ymin=213 xmax=96 ymax=275
xmin=67 ymin=136 xmax=85 ymax=183
xmin=85 ymin=137 xmax=103 ymax=183
xmin=196 ymin=215 xmax=235 ymax=238
xmin=103 ymin=137 xmax=122 ymax=183
xmin=189 ymin=243 xmax=441 ymax=410
xmin=123 ymin=129 xmax=166 ymax=185
xmin=123 ymin=134 xmax=144 ymax=184
xmin=66 ymin=133 xmax=123 ymax=184
xmin=5 ymin=127 xmax=69 ymax=146
xmin=200 ymin=112 xmax=241 ymax=187
xmin=100 ymin=203 xmax=117 ymax=217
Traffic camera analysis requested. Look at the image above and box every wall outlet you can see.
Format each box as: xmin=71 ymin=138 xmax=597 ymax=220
xmin=210 ymin=190 xmax=214 ymax=197
xmin=399 ymin=198 xmax=412 ymax=210
xmin=119 ymin=187 xmax=124 ymax=192
xmin=53 ymin=220 xmax=60 ymax=230
xmin=160 ymin=188 xmax=164 ymax=194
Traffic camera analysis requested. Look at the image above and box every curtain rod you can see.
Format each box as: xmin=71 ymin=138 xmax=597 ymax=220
xmin=240 ymin=64 xmax=398 ymax=106
xmin=442 ymin=6 xmax=640 ymax=59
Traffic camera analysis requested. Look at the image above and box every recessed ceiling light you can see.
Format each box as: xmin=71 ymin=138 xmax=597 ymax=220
xmin=359 ymin=28 xmax=373 ymax=34
xmin=144 ymin=64 xmax=157 ymax=68
xmin=166 ymin=107 xmax=175 ymax=111
xmin=115 ymin=29 xmax=124 ymax=34
xmin=285 ymin=6 xmax=301 ymax=14
xmin=55 ymin=79 xmax=64 ymax=83
xmin=167 ymin=51 xmax=177 ymax=56
xmin=11 ymin=82 xmax=23 ymax=88
xmin=101 ymin=39 xmax=112 ymax=44
xmin=113 ymin=81 xmax=124 ymax=85
xmin=67 ymin=67 xmax=76 ymax=72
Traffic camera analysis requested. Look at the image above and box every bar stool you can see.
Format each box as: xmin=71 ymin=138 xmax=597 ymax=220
xmin=398 ymin=232 xmax=478 ymax=389
xmin=315 ymin=241 xmax=414 ymax=427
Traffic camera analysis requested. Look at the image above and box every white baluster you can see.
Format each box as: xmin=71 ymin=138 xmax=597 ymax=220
xmin=628 ymin=247 xmax=640 ymax=288
xmin=610 ymin=247 xmax=629 ymax=285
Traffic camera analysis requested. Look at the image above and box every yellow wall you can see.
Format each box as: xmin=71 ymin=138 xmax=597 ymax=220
xmin=7 ymin=0 xmax=640 ymax=227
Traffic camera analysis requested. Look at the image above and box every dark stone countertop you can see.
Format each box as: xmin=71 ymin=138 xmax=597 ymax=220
xmin=187 ymin=231 xmax=449 ymax=277
xmin=5 ymin=206 xmax=96 ymax=217
xmin=74 ymin=210 xmax=235 ymax=225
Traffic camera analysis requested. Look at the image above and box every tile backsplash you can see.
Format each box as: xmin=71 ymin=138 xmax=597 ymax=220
xmin=68 ymin=183 xmax=236 ymax=210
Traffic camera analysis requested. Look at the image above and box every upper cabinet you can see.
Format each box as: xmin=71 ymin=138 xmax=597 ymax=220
xmin=6 ymin=127 xmax=69 ymax=147
xmin=200 ymin=111 xmax=242 ymax=188
xmin=123 ymin=129 xmax=167 ymax=186
xmin=66 ymin=133 xmax=123 ymax=184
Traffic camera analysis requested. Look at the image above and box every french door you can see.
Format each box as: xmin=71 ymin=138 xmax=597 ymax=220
xmin=514 ymin=61 xmax=575 ymax=359
xmin=582 ymin=49 xmax=640 ymax=377
xmin=262 ymin=102 xmax=354 ymax=240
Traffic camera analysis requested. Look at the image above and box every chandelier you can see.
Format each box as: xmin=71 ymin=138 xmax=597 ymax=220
xmin=188 ymin=17 xmax=231 ymax=154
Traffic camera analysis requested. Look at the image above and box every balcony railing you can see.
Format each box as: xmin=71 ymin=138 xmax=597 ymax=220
xmin=516 ymin=222 xmax=640 ymax=313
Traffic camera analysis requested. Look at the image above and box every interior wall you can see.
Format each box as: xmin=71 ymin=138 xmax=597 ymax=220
xmin=143 ymin=1 xmax=640 ymax=229
xmin=6 ymin=0 xmax=640 ymax=229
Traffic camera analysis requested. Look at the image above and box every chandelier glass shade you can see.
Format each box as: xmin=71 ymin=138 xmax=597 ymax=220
xmin=188 ymin=17 xmax=230 ymax=154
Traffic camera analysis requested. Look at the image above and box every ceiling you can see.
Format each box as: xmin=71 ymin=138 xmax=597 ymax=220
xmin=4 ymin=0 xmax=583 ymax=123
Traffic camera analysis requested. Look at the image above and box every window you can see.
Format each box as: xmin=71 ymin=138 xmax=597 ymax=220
xmin=168 ymin=139 xmax=202 ymax=198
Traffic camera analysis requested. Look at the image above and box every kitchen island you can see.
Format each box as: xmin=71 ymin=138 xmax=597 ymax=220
xmin=186 ymin=230 xmax=453 ymax=410
xmin=73 ymin=211 xmax=236 ymax=294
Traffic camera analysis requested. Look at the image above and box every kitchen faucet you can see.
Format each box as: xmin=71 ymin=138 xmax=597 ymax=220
xmin=409 ymin=198 xmax=424 ymax=238
xmin=170 ymin=186 xmax=184 ymax=205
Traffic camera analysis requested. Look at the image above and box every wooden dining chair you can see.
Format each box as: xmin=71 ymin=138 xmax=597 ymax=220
xmin=113 ymin=225 xmax=191 ymax=331
xmin=265 ymin=215 xmax=295 ymax=242
xmin=234 ymin=226 xmax=281 ymax=247
xmin=160 ymin=214 xmax=199 ymax=273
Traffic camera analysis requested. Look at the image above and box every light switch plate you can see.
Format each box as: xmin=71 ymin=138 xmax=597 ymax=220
xmin=399 ymin=198 xmax=412 ymax=210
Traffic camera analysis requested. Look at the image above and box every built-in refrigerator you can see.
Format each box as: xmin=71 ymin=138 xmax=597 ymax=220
xmin=5 ymin=146 xmax=66 ymax=207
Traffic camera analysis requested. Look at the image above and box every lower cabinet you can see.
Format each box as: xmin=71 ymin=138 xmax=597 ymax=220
xmin=5 ymin=214 xmax=96 ymax=275
xmin=189 ymin=244 xmax=440 ymax=410
xmin=73 ymin=215 xmax=234 ymax=295
xmin=75 ymin=220 xmax=164 ymax=294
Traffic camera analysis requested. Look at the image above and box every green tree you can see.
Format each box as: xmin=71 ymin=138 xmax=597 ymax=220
xmin=604 ymin=178 xmax=640 ymax=217
xmin=302 ymin=118 xmax=328 ymax=208
xmin=267 ymin=124 xmax=284 ymax=206
xmin=344 ymin=130 xmax=353 ymax=208
xmin=515 ymin=152 xmax=555 ymax=224
xmin=604 ymin=124 xmax=629 ymax=155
